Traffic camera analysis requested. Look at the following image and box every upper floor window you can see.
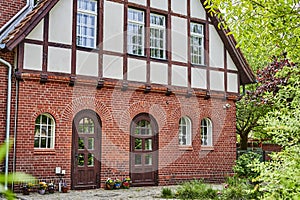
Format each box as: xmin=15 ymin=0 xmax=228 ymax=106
xmin=150 ymin=13 xmax=166 ymax=59
xmin=34 ymin=113 xmax=55 ymax=149
xmin=128 ymin=9 xmax=145 ymax=56
xmin=201 ymin=118 xmax=212 ymax=146
xmin=178 ymin=117 xmax=192 ymax=146
xmin=190 ymin=22 xmax=204 ymax=65
xmin=77 ymin=0 xmax=97 ymax=48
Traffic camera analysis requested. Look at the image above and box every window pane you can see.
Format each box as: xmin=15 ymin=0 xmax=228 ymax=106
xmin=135 ymin=138 xmax=142 ymax=150
xmin=135 ymin=154 xmax=142 ymax=165
xmin=78 ymin=138 xmax=84 ymax=149
xmin=34 ymin=114 xmax=55 ymax=149
xmin=88 ymin=154 xmax=94 ymax=166
xmin=88 ymin=138 xmax=94 ymax=150
xmin=78 ymin=154 xmax=84 ymax=166
xmin=145 ymin=139 xmax=152 ymax=150
xmin=145 ymin=154 xmax=152 ymax=165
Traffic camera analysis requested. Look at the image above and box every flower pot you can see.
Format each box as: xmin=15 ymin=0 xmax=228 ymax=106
xmin=38 ymin=189 xmax=46 ymax=195
xmin=105 ymin=183 xmax=115 ymax=190
xmin=48 ymin=187 xmax=55 ymax=194
xmin=62 ymin=186 xmax=68 ymax=193
xmin=114 ymin=182 xmax=121 ymax=189
xmin=122 ymin=181 xmax=130 ymax=189
xmin=22 ymin=188 xmax=30 ymax=195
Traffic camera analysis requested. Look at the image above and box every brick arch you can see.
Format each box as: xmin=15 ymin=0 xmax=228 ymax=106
xmin=171 ymin=105 xmax=201 ymax=128
xmin=117 ymin=101 xmax=167 ymax=133
xmin=32 ymin=107 xmax=60 ymax=123
xmin=60 ymin=96 xmax=112 ymax=125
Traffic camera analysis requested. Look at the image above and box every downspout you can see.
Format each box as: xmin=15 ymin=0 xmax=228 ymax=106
xmin=0 ymin=58 xmax=12 ymax=190
xmin=0 ymin=0 xmax=31 ymax=33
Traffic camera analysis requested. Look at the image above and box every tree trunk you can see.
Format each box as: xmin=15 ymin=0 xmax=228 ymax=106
xmin=240 ymin=133 xmax=248 ymax=150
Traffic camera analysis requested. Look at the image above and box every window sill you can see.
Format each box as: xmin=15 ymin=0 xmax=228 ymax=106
xmin=201 ymin=146 xmax=214 ymax=151
xmin=33 ymin=148 xmax=56 ymax=155
xmin=179 ymin=145 xmax=193 ymax=151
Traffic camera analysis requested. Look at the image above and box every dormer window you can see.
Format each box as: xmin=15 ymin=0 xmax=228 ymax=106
xmin=77 ymin=0 xmax=97 ymax=48
xmin=191 ymin=22 xmax=204 ymax=65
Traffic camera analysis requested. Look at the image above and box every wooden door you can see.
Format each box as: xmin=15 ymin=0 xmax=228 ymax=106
xmin=72 ymin=110 xmax=101 ymax=189
xmin=130 ymin=114 xmax=158 ymax=186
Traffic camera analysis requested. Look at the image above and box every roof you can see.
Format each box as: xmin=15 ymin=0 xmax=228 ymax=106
xmin=1 ymin=0 xmax=255 ymax=84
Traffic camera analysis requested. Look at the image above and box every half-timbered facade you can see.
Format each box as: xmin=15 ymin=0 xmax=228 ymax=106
xmin=0 ymin=0 xmax=254 ymax=189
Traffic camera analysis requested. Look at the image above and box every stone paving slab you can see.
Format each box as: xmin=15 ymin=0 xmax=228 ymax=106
xmin=16 ymin=185 xmax=223 ymax=200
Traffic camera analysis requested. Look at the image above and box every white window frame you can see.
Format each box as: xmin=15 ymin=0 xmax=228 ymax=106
xmin=201 ymin=118 xmax=213 ymax=146
xmin=150 ymin=13 xmax=166 ymax=59
xmin=34 ymin=113 xmax=55 ymax=149
xmin=77 ymin=0 xmax=97 ymax=48
xmin=190 ymin=22 xmax=204 ymax=65
xmin=178 ymin=116 xmax=192 ymax=146
xmin=127 ymin=8 xmax=145 ymax=56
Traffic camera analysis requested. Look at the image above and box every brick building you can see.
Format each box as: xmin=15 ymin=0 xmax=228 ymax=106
xmin=0 ymin=0 xmax=254 ymax=190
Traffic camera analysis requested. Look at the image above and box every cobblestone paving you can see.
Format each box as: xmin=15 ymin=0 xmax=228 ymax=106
xmin=16 ymin=185 xmax=223 ymax=200
xmin=16 ymin=186 xmax=179 ymax=200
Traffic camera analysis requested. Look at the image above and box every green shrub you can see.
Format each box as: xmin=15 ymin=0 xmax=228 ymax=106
xmin=175 ymin=180 xmax=218 ymax=200
xmin=161 ymin=187 xmax=173 ymax=198
xmin=234 ymin=151 xmax=261 ymax=180
xmin=220 ymin=176 xmax=261 ymax=200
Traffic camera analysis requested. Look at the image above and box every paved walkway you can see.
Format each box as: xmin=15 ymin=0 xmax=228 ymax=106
xmin=16 ymin=185 xmax=222 ymax=200
xmin=16 ymin=186 xmax=178 ymax=200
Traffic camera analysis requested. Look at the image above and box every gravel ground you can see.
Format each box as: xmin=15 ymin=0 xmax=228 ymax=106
xmin=15 ymin=184 xmax=223 ymax=200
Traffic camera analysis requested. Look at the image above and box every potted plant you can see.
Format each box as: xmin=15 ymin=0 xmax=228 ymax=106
xmin=38 ymin=182 xmax=47 ymax=195
xmin=105 ymin=178 xmax=115 ymax=190
xmin=122 ymin=177 xmax=131 ymax=189
xmin=61 ymin=182 xmax=68 ymax=193
xmin=22 ymin=182 xmax=34 ymax=195
xmin=114 ymin=179 xmax=122 ymax=189
xmin=47 ymin=182 xmax=55 ymax=194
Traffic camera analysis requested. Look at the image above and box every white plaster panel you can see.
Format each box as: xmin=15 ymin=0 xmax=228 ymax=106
xmin=127 ymin=58 xmax=146 ymax=82
xmin=76 ymin=51 xmax=98 ymax=77
xmin=48 ymin=47 xmax=71 ymax=73
xmin=172 ymin=0 xmax=187 ymax=16
xmin=150 ymin=62 xmax=168 ymax=85
xmin=103 ymin=1 xmax=124 ymax=53
xmin=191 ymin=0 xmax=206 ymax=20
xmin=227 ymin=73 xmax=238 ymax=93
xmin=26 ymin=19 xmax=43 ymax=41
xmin=103 ymin=55 xmax=123 ymax=79
xmin=23 ymin=43 xmax=42 ymax=71
xmin=226 ymin=51 xmax=238 ymax=71
xmin=151 ymin=0 xmax=168 ymax=11
xmin=128 ymin=0 xmax=146 ymax=6
xmin=49 ymin=0 xmax=72 ymax=44
xmin=209 ymin=25 xmax=224 ymax=68
xmin=172 ymin=65 xmax=187 ymax=87
xmin=210 ymin=70 xmax=224 ymax=91
xmin=171 ymin=17 xmax=187 ymax=63
xmin=191 ymin=67 xmax=207 ymax=89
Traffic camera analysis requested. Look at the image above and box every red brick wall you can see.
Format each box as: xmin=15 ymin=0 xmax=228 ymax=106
xmin=13 ymin=77 xmax=236 ymax=187
xmin=0 ymin=0 xmax=26 ymax=28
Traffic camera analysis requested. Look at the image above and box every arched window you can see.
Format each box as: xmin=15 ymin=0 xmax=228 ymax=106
xmin=178 ymin=116 xmax=192 ymax=146
xmin=201 ymin=118 xmax=212 ymax=146
xmin=34 ymin=113 xmax=55 ymax=148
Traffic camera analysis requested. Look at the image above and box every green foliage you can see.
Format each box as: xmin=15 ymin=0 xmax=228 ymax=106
xmin=253 ymin=145 xmax=300 ymax=199
xmin=175 ymin=180 xmax=218 ymax=200
xmin=221 ymin=176 xmax=261 ymax=200
xmin=233 ymin=151 xmax=261 ymax=180
xmin=0 ymin=141 xmax=35 ymax=200
xmin=204 ymin=0 xmax=300 ymax=71
xmin=161 ymin=187 xmax=173 ymax=199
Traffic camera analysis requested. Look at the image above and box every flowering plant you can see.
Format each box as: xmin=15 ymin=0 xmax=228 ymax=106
xmin=39 ymin=182 xmax=47 ymax=190
xmin=23 ymin=182 xmax=34 ymax=189
xmin=105 ymin=178 xmax=114 ymax=185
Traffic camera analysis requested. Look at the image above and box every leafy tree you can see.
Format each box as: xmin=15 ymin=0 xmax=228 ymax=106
xmin=204 ymin=0 xmax=300 ymax=70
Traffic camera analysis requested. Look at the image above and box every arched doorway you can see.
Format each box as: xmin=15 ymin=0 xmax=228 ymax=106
xmin=130 ymin=113 xmax=159 ymax=186
xmin=71 ymin=109 xmax=101 ymax=189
